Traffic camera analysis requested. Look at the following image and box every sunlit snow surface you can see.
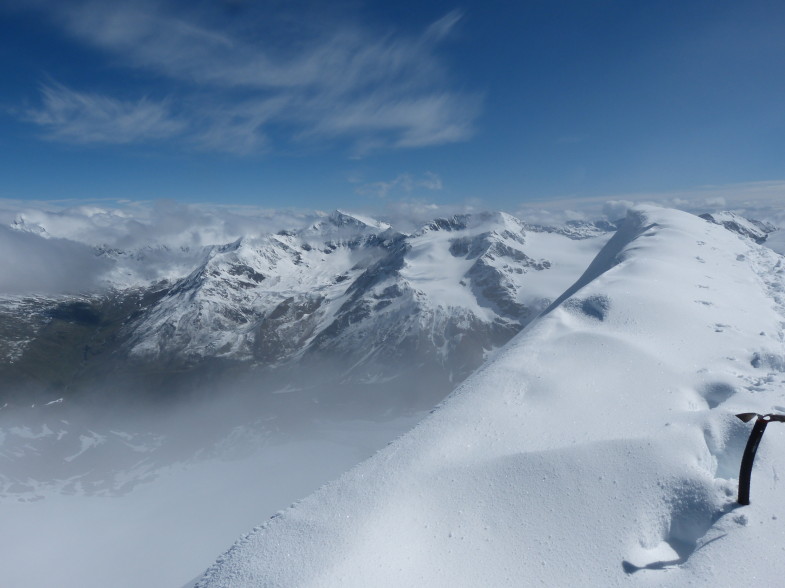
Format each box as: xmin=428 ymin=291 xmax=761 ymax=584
xmin=197 ymin=206 xmax=785 ymax=587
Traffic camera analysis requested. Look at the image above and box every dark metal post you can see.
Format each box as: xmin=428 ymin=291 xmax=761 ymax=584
xmin=736 ymin=413 xmax=785 ymax=505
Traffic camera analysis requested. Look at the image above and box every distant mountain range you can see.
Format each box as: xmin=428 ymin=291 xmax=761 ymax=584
xmin=0 ymin=210 xmax=619 ymax=411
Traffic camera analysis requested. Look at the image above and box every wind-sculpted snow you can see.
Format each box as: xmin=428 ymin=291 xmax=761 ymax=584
xmin=197 ymin=206 xmax=785 ymax=587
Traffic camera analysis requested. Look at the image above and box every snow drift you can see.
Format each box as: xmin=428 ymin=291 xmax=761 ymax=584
xmin=196 ymin=206 xmax=785 ymax=587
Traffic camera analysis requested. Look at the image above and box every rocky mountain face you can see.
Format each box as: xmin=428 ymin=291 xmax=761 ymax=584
xmin=0 ymin=210 xmax=613 ymax=411
xmin=699 ymin=211 xmax=777 ymax=244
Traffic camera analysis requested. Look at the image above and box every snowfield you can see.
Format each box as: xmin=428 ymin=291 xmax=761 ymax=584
xmin=196 ymin=206 xmax=785 ymax=587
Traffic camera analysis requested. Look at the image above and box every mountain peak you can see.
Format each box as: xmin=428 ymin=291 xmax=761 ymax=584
xmin=418 ymin=211 xmax=526 ymax=236
xmin=11 ymin=215 xmax=48 ymax=237
xmin=699 ymin=211 xmax=776 ymax=244
xmin=320 ymin=210 xmax=391 ymax=232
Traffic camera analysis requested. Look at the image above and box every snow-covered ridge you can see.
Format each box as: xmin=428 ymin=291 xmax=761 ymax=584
xmin=196 ymin=206 xmax=785 ymax=587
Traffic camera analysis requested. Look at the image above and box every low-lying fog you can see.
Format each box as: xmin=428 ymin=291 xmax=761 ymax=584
xmin=0 ymin=375 xmax=429 ymax=588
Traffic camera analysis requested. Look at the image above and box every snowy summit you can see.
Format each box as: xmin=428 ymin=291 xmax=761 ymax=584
xmin=197 ymin=206 xmax=785 ymax=587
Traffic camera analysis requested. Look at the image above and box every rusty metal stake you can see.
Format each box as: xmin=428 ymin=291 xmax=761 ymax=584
xmin=736 ymin=413 xmax=785 ymax=505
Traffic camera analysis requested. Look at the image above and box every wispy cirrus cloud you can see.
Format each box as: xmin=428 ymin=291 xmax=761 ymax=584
xmin=310 ymin=92 xmax=480 ymax=157
xmin=52 ymin=4 xmax=460 ymax=94
xmin=352 ymin=172 xmax=444 ymax=198
xmin=13 ymin=1 xmax=479 ymax=156
xmin=25 ymin=82 xmax=185 ymax=144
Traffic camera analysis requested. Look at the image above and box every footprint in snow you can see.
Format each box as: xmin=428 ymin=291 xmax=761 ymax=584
xmin=698 ymin=382 xmax=736 ymax=408
xmin=623 ymin=481 xmax=733 ymax=574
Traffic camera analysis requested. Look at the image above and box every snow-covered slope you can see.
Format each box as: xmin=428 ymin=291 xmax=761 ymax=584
xmin=196 ymin=206 xmax=785 ymax=587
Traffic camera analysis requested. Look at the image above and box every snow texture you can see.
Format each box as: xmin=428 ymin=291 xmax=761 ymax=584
xmin=197 ymin=206 xmax=785 ymax=587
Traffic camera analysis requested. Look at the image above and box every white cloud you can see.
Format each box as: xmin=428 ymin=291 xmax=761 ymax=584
xmin=424 ymin=10 xmax=464 ymax=42
xmin=514 ymin=180 xmax=785 ymax=226
xmin=53 ymin=3 xmax=459 ymax=94
xmin=0 ymin=198 xmax=324 ymax=293
xmin=26 ymin=83 xmax=185 ymax=144
xmin=353 ymin=172 xmax=444 ymax=198
xmin=188 ymin=97 xmax=288 ymax=155
xmin=15 ymin=2 xmax=479 ymax=155
xmin=0 ymin=225 xmax=111 ymax=294
xmin=1 ymin=199 xmax=320 ymax=250
xmin=3 ymin=183 xmax=782 ymax=295
xmin=419 ymin=172 xmax=443 ymax=191
xmin=704 ymin=196 xmax=727 ymax=208
xmin=303 ymin=92 xmax=480 ymax=155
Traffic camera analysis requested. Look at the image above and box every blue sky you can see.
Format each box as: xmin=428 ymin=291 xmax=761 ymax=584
xmin=1 ymin=0 xmax=783 ymax=211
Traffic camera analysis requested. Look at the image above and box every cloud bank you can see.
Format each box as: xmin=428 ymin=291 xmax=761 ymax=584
xmin=0 ymin=199 xmax=320 ymax=249
xmin=514 ymin=181 xmax=785 ymax=227
xmin=2 ymin=180 xmax=783 ymax=295
xmin=0 ymin=199 xmax=324 ymax=294
xmin=0 ymin=225 xmax=111 ymax=295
